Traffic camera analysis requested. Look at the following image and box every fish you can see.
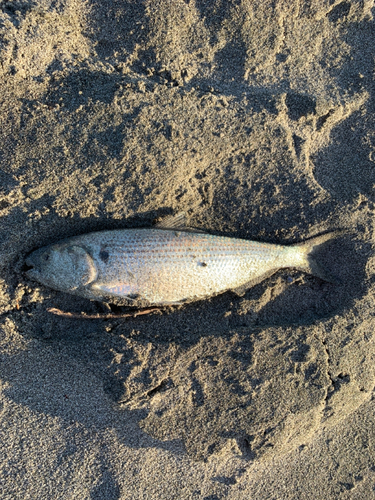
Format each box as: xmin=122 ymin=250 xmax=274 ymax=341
xmin=25 ymin=213 xmax=342 ymax=307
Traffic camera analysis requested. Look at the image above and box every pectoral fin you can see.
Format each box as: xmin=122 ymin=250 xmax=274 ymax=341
xmin=91 ymin=282 xmax=139 ymax=299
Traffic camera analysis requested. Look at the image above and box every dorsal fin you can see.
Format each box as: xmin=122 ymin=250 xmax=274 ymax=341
xmin=154 ymin=212 xmax=207 ymax=233
xmin=154 ymin=212 xmax=188 ymax=229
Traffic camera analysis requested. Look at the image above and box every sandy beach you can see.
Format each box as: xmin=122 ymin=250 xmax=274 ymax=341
xmin=1 ymin=0 xmax=375 ymax=498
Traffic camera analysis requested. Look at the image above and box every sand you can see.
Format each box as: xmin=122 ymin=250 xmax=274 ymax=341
xmin=1 ymin=0 xmax=375 ymax=498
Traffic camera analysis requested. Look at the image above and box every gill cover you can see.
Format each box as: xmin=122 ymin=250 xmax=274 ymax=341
xmin=35 ymin=244 xmax=98 ymax=292
xmin=61 ymin=245 xmax=98 ymax=290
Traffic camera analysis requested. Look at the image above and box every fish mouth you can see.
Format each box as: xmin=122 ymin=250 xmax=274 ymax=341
xmin=24 ymin=266 xmax=38 ymax=281
xmin=25 ymin=256 xmax=34 ymax=269
xmin=24 ymin=254 xmax=40 ymax=280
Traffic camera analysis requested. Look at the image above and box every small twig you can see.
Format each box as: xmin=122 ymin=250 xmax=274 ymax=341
xmin=47 ymin=307 xmax=161 ymax=319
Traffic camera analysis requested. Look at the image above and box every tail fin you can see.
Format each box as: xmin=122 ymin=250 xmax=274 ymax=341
xmin=294 ymin=230 xmax=346 ymax=283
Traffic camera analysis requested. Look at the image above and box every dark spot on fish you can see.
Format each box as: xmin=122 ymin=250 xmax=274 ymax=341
xmin=198 ymin=261 xmax=207 ymax=267
xmin=99 ymin=249 xmax=109 ymax=263
xmin=43 ymin=253 xmax=50 ymax=261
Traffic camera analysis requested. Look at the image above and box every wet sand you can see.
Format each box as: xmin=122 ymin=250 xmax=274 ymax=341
xmin=1 ymin=0 xmax=375 ymax=498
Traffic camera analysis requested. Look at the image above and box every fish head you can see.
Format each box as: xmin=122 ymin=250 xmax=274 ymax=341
xmin=26 ymin=243 xmax=98 ymax=293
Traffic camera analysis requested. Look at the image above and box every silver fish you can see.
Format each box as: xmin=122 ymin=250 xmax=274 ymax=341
xmin=26 ymin=213 xmax=341 ymax=306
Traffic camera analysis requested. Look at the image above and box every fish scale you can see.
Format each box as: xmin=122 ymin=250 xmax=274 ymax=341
xmin=25 ymin=215 xmax=342 ymax=307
